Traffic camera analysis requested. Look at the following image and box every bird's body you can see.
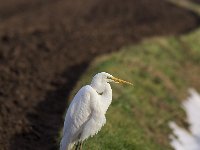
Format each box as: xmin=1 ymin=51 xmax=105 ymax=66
xmin=60 ymin=72 xmax=132 ymax=150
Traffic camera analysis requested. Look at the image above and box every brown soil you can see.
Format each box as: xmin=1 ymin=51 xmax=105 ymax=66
xmin=0 ymin=0 xmax=199 ymax=150
xmin=192 ymin=0 xmax=200 ymax=4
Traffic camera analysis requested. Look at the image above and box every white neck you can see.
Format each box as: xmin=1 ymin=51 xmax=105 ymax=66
xmin=100 ymin=83 xmax=112 ymax=114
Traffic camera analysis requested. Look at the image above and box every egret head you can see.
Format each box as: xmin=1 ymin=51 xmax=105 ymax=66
xmin=91 ymin=72 xmax=132 ymax=93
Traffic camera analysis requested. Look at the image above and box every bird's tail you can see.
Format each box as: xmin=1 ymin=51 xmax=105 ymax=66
xmin=60 ymin=136 xmax=75 ymax=150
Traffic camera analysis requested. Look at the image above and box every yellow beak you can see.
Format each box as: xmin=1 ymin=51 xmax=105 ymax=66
xmin=111 ymin=76 xmax=133 ymax=85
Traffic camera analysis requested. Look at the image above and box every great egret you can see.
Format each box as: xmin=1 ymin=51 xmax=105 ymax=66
xmin=60 ymin=72 xmax=132 ymax=150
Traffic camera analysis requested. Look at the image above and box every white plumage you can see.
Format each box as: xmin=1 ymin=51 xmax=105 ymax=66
xmin=60 ymin=72 xmax=132 ymax=150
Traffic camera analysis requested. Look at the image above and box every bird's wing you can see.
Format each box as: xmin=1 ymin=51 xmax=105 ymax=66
xmin=79 ymin=88 xmax=106 ymax=141
xmin=68 ymin=85 xmax=93 ymax=130
xmin=61 ymin=85 xmax=93 ymax=149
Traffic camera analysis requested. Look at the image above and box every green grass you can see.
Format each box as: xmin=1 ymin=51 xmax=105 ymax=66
xmin=64 ymin=28 xmax=200 ymax=150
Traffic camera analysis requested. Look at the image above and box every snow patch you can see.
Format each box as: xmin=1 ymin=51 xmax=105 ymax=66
xmin=169 ymin=88 xmax=200 ymax=150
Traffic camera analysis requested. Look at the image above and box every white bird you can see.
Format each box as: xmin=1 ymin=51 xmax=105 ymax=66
xmin=60 ymin=72 xmax=132 ymax=150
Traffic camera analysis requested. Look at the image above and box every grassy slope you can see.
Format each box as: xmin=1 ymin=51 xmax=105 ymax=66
xmin=66 ymin=28 xmax=200 ymax=150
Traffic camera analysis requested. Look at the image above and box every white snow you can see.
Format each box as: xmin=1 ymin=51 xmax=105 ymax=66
xmin=169 ymin=88 xmax=200 ymax=150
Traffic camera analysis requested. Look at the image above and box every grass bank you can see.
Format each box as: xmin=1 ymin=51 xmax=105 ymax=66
xmin=63 ymin=28 xmax=200 ymax=150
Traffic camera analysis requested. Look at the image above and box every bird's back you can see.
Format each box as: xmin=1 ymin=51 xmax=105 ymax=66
xmin=60 ymin=85 xmax=93 ymax=150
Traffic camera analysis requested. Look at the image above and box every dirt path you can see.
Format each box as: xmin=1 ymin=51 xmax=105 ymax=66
xmin=0 ymin=0 xmax=199 ymax=149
